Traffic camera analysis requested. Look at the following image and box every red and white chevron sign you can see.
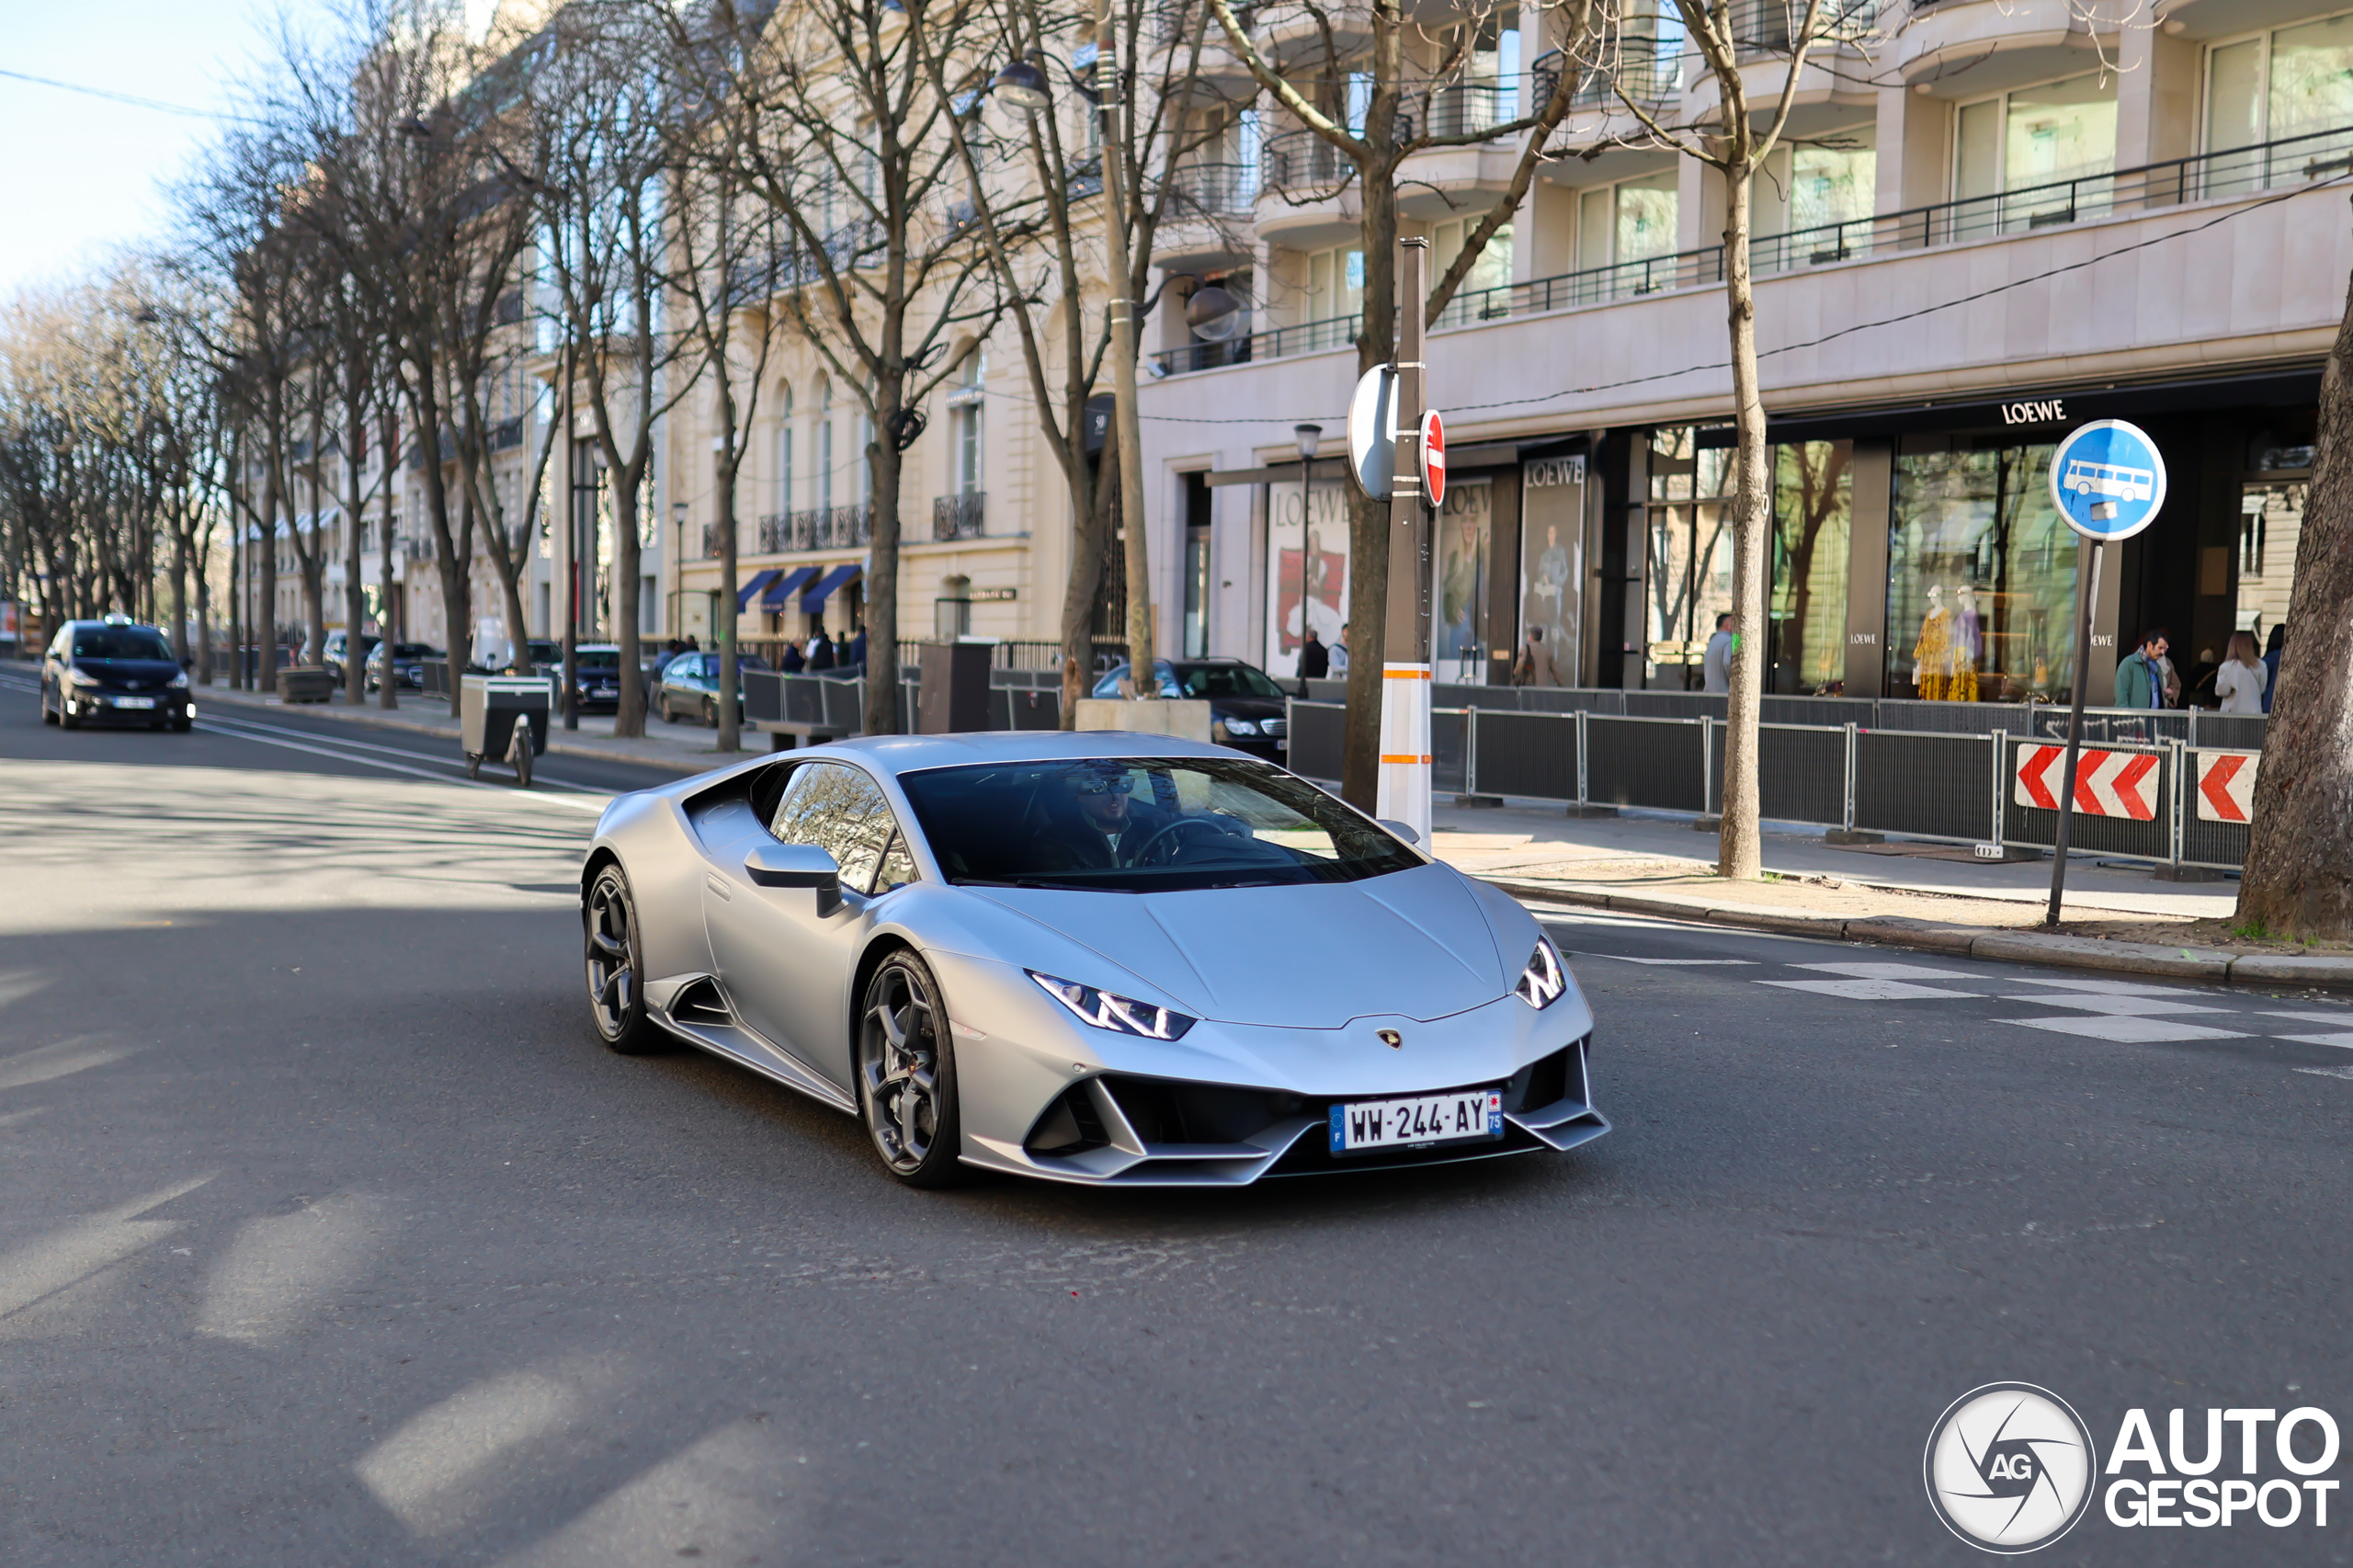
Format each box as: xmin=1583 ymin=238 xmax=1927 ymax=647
xmin=2014 ymin=744 xmax=2159 ymax=821
xmin=2194 ymin=750 xmax=2259 ymax=824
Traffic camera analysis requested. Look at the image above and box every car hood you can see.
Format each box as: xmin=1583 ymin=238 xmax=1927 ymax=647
xmin=962 ymin=863 xmax=1510 ymax=1027
xmin=1208 ymin=694 xmax=1286 ymax=719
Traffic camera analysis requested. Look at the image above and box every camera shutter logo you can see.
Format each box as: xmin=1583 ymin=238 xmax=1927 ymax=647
xmin=1924 ymin=1383 xmax=2097 ymax=1552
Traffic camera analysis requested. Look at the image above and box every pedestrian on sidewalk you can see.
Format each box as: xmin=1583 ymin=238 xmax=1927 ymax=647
xmin=2215 ymin=630 xmax=2267 ymax=714
xmin=2114 ymin=628 xmax=2169 ymax=709
xmin=847 ymin=622 xmax=867 ymax=672
xmin=1702 ymin=614 xmax=1735 ymax=694
xmin=1329 ymin=623 xmax=1350 ymax=676
xmin=2262 ymin=624 xmax=2284 ymax=713
xmin=780 ymin=638 xmax=806 ymax=674
xmin=1299 ymin=630 xmax=1329 ymax=681
xmin=1512 ymin=627 xmax=1560 ymax=687
xmin=809 ymin=630 xmax=836 ymax=673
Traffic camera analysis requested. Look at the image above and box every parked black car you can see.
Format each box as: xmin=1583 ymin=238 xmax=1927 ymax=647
xmin=364 ymin=641 xmax=442 ymax=692
xmin=39 ymin=618 xmax=193 ymax=732
xmin=321 ymin=631 xmax=378 ymax=684
xmin=1091 ymin=657 xmax=1290 ymax=762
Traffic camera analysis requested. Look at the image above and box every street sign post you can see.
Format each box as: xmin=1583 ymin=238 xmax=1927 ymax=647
xmin=2044 ymin=418 xmax=2167 ymax=926
xmin=1377 ymin=240 xmax=1433 ymax=841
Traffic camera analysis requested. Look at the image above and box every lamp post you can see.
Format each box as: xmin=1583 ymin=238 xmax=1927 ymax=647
xmin=671 ymin=501 xmax=687 ymax=648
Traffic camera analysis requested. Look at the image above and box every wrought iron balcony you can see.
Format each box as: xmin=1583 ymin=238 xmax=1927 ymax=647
xmin=1165 ymin=161 xmax=1258 ymax=217
xmin=933 ymin=492 xmax=986 ymax=541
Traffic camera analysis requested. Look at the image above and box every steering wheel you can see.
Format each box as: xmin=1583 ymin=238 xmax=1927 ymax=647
xmin=1128 ymin=815 xmax=1235 ymax=866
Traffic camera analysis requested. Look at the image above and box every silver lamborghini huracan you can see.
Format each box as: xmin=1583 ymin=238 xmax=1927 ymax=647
xmin=578 ymin=732 xmax=1606 ymax=1187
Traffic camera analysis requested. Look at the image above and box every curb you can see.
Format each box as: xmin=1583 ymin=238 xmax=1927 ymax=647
xmin=1480 ymin=875 xmax=2353 ymax=994
xmin=191 ymin=687 xmax=715 ymax=776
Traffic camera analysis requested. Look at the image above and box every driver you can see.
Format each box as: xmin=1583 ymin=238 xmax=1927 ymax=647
xmin=1029 ymin=766 xmax=1171 ymax=869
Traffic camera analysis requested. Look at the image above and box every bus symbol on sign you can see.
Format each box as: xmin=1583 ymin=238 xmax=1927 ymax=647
xmin=2049 ymin=419 xmax=2165 ymax=541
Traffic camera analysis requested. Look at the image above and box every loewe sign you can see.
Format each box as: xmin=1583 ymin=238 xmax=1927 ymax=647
xmin=2001 ymin=398 xmax=2068 ymax=426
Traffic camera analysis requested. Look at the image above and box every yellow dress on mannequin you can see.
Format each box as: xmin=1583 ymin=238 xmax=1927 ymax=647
xmin=1914 ymin=587 xmax=1953 ymax=701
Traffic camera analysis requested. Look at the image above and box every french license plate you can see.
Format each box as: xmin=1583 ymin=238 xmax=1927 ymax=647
xmin=111 ymin=696 xmax=156 ymax=710
xmin=1329 ymin=1088 xmax=1503 ymax=1154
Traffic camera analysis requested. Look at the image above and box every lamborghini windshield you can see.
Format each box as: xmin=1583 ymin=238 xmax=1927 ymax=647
xmin=895 ymin=756 xmax=1421 ymax=893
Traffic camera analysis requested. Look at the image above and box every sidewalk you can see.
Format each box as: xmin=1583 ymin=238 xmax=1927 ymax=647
xmin=1427 ymin=801 xmax=2353 ymax=992
xmin=190 ymin=680 xmax=727 ymax=775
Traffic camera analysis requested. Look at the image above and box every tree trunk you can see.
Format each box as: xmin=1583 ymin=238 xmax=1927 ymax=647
xmin=863 ymin=418 xmax=904 ymax=738
xmin=1059 ymin=452 xmax=1111 ymax=729
xmin=717 ymin=444 xmax=742 ymax=754
xmin=169 ymin=515 xmax=191 ymax=668
xmin=257 ymin=454 xmax=280 ymax=690
xmin=2236 ymin=265 xmax=2353 ymax=937
xmin=611 ymin=472 xmax=646 ymax=738
xmin=344 ymin=434 xmax=369 ymax=705
xmin=1717 ymin=163 xmax=1768 ymax=881
xmin=380 ymin=415 xmax=400 ymax=709
xmin=1338 ymin=174 xmax=1400 ymax=812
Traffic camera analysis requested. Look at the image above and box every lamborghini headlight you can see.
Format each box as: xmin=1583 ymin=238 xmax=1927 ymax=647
xmin=1028 ymin=971 xmax=1197 ymax=1040
xmin=1514 ymin=937 xmax=1567 ymax=1008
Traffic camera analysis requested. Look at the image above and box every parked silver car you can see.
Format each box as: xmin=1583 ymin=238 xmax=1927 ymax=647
xmin=579 ymin=732 xmax=1604 ymax=1187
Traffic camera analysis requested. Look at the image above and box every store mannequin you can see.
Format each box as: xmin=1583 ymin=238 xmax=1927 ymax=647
xmin=1952 ymin=585 xmax=1984 ymax=704
xmin=1915 ymin=584 xmax=1953 ymax=701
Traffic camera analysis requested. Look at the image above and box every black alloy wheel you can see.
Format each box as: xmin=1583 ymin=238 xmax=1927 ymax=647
xmin=584 ymin=864 xmax=664 ymax=1054
xmin=857 ymin=950 xmax=967 ymax=1187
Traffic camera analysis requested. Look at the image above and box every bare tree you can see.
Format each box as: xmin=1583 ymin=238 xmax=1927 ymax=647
xmin=684 ymin=0 xmax=1013 ymax=740
xmin=1579 ymin=0 xmax=1869 ymax=877
xmin=1203 ymin=0 xmax=1593 ymax=809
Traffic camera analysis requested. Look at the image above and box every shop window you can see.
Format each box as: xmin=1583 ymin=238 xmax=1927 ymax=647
xmin=1951 ymin=74 xmax=2117 ymax=236
xmin=2235 ymin=483 xmax=2304 ymax=648
xmin=1770 ymin=442 xmax=1852 ymax=695
xmin=2206 ymin=13 xmax=2353 ymax=196
xmin=1887 ymin=445 xmax=2076 ymax=703
xmin=1643 ymin=429 xmax=1734 ymax=687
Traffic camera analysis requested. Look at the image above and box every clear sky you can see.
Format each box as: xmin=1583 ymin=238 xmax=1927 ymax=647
xmin=0 ymin=0 xmax=328 ymax=299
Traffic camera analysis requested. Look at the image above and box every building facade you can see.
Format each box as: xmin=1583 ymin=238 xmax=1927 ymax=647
xmin=1136 ymin=0 xmax=2346 ymax=708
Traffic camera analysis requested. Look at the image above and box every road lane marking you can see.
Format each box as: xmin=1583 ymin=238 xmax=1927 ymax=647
xmin=2275 ymin=1033 xmax=2353 ymax=1050
xmin=1791 ymin=961 xmax=1978 ymax=981
xmin=1762 ymin=978 xmax=1980 ymax=1001
xmin=190 ymin=719 xmax=606 ymax=813
xmin=198 ymin=713 xmax=608 ymax=794
xmin=1996 ymin=994 xmax=2234 ymax=1017
xmin=2005 ymin=1015 xmax=2249 ymax=1042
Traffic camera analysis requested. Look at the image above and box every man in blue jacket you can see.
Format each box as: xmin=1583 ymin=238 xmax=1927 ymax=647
xmin=2113 ymin=628 xmax=2169 ymax=709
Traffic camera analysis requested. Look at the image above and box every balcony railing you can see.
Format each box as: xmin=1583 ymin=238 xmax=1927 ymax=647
xmin=1166 ymin=161 xmax=1258 ymax=216
xmin=933 ymin=492 xmax=986 ymax=540
xmin=1259 ymin=130 xmax=1351 ymax=195
xmin=753 ymin=505 xmax=873 ymax=553
xmin=1154 ymin=120 xmax=2353 ymax=375
xmin=1532 ymin=44 xmax=1679 ymax=108
xmin=1415 ymin=82 xmax=1516 ymax=140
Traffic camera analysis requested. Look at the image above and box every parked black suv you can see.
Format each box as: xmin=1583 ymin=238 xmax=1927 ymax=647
xmin=40 ymin=619 xmax=193 ymax=732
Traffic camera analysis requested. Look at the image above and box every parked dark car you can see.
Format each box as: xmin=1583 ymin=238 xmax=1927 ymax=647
xmin=39 ymin=618 xmax=193 ymax=732
xmin=1091 ymin=658 xmax=1290 ymax=762
xmin=364 ymin=641 xmax=442 ymax=692
xmin=562 ymin=643 xmax=626 ymax=713
xmin=321 ymin=631 xmax=378 ymax=684
xmin=657 ymin=650 xmax=770 ymax=726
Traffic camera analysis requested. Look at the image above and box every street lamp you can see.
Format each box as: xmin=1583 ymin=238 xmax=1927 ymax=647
xmin=990 ymin=56 xmax=1054 ymax=112
xmin=671 ymin=501 xmax=688 ymax=649
xmin=1294 ymin=423 xmax=1322 ymax=689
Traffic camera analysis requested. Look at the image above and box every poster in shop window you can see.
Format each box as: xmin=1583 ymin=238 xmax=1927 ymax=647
xmin=1264 ymin=481 xmax=1349 ymax=679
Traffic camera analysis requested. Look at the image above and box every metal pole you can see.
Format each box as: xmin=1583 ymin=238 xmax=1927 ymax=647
xmin=1377 ymin=237 xmax=1432 ymax=837
xmin=1098 ymin=0 xmax=1155 ymax=701
xmin=559 ymin=353 xmax=579 ymax=731
xmin=2044 ymin=540 xmax=2104 ymax=926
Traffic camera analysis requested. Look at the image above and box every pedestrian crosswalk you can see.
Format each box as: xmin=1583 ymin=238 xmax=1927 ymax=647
xmin=1752 ymin=960 xmax=2353 ymax=1050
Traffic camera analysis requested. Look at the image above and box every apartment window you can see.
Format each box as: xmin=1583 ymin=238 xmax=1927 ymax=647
xmin=948 ymin=349 xmax=984 ymax=495
xmin=777 ymin=383 xmax=794 ymax=512
xmin=1756 ymin=132 xmax=1876 ymax=256
xmin=2206 ymin=12 xmax=2353 ymax=196
xmin=1431 ymin=217 xmax=1514 ymax=318
xmin=1304 ymin=245 xmax=1363 ymax=324
xmin=1575 ymin=172 xmax=1678 ymax=272
xmin=818 ymin=381 xmax=834 ymax=512
xmin=1952 ymin=74 xmax=2117 ymax=234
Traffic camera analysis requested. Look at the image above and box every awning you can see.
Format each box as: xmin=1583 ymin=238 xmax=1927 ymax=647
xmin=759 ymin=565 xmax=819 ymax=610
xmin=736 ymin=568 xmax=782 ymax=612
xmin=801 ymin=562 xmax=861 ymax=617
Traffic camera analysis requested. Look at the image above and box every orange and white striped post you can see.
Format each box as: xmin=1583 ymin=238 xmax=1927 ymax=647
xmin=1376 ymin=237 xmax=1432 ymax=838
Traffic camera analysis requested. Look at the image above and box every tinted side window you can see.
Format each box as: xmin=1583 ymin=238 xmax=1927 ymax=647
xmin=767 ymin=762 xmax=897 ymax=895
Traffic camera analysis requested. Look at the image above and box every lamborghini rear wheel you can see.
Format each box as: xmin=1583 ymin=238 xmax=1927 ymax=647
xmin=857 ymin=950 xmax=968 ymax=1187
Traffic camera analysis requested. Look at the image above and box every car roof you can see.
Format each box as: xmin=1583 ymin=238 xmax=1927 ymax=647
xmin=808 ymin=730 xmax=1248 ymax=777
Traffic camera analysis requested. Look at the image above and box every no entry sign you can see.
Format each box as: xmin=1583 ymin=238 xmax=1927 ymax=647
xmin=1420 ymin=409 xmax=1445 ymax=507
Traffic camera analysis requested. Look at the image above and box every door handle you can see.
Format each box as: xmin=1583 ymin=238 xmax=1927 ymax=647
xmin=704 ymin=872 xmax=733 ymax=902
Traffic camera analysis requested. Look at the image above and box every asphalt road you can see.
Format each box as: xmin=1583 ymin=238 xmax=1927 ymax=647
xmin=5 ymin=670 xmax=2352 ymax=1566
